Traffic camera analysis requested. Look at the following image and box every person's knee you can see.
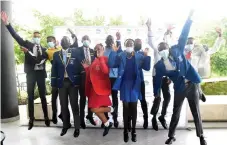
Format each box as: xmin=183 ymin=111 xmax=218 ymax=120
xmin=91 ymin=108 xmax=98 ymax=113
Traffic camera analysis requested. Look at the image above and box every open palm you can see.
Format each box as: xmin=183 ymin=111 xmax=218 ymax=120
xmin=1 ymin=11 xmax=9 ymax=25
xmin=81 ymin=59 xmax=90 ymax=68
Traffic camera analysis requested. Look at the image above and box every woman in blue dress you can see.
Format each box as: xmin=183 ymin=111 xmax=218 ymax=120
xmin=108 ymin=39 xmax=151 ymax=143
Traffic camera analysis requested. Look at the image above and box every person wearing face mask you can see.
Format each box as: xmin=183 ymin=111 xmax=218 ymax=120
xmin=51 ymin=36 xmax=81 ymax=137
xmin=152 ymin=10 xmax=207 ymax=145
xmin=45 ymin=36 xmax=62 ymax=124
xmin=103 ymin=32 xmax=123 ymax=128
xmin=81 ymin=43 xmax=115 ymax=136
xmin=1 ymin=11 xmax=50 ymax=130
xmin=146 ymin=18 xmax=172 ymax=131
xmin=108 ymin=39 xmax=151 ymax=142
xmin=75 ymin=35 xmax=96 ymax=129
xmin=133 ymin=39 xmax=149 ymax=129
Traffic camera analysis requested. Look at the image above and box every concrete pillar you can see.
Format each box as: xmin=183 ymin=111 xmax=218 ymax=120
xmin=1 ymin=1 xmax=20 ymax=122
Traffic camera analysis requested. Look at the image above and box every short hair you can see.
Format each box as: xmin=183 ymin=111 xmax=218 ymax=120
xmin=47 ymin=36 xmax=56 ymax=40
xmin=188 ymin=37 xmax=194 ymax=40
xmin=33 ymin=31 xmax=40 ymax=35
xmin=105 ymin=35 xmax=114 ymax=48
xmin=94 ymin=43 xmax=104 ymax=51
xmin=124 ymin=38 xmax=135 ymax=46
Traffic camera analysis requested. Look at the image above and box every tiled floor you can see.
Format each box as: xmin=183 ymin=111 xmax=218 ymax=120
xmin=1 ymin=121 xmax=227 ymax=145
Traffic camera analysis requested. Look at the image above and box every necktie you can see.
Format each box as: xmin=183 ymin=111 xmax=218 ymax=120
xmin=85 ymin=48 xmax=90 ymax=64
xmin=63 ymin=51 xmax=67 ymax=65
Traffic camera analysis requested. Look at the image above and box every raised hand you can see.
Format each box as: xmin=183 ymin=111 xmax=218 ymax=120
xmin=116 ymin=32 xmax=121 ymax=40
xmin=146 ymin=18 xmax=152 ymax=29
xmin=215 ymin=27 xmax=222 ymax=36
xmin=1 ymin=11 xmax=9 ymax=25
xmin=112 ymin=44 xmax=119 ymax=52
xmin=81 ymin=59 xmax=90 ymax=68
xmin=143 ymin=48 xmax=149 ymax=56
xmin=188 ymin=9 xmax=195 ymax=20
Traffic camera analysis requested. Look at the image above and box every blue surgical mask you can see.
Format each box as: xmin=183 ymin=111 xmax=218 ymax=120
xmin=47 ymin=42 xmax=55 ymax=48
xmin=32 ymin=38 xmax=41 ymax=44
xmin=159 ymin=49 xmax=169 ymax=60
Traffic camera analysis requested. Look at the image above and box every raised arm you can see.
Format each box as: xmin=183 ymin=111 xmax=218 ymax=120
xmin=142 ymin=49 xmax=151 ymax=71
xmin=1 ymin=11 xmax=32 ymax=48
xmin=68 ymin=28 xmax=79 ymax=48
xmin=116 ymin=32 xmax=123 ymax=53
xmin=146 ymin=18 xmax=161 ymax=65
xmin=163 ymin=24 xmax=175 ymax=47
xmin=177 ymin=10 xmax=194 ymax=54
xmin=208 ymin=28 xmax=225 ymax=55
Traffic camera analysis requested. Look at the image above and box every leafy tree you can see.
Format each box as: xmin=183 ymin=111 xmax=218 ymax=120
xmin=109 ymin=15 xmax=124 ymax=26
xmin=33 ymin=10 xmax=65 ymax=47
xmin=198 ymin=18 xmax=227 ymax=76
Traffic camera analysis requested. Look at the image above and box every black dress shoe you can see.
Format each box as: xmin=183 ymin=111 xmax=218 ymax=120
xmin=158 ymin=116 xmax=168 ymax=129
xmin=28 ymin=119 xmax=34 ymax=130
xmin=200 ymin=93 xmax=206 ymax=102
xmin=200 ymin=136 xmax=207 ymax=145
xmin=86 ymin=116 xmax=96 ymax=126
xmin=45 ymin=117 xmax=50 ymax=127
xmin=58 ymin=114 xmax=63 ymax=122
xmin=152 ymin=117 xmax=158 ymax=131
xmin=165 ymin=137 xmax=176 ymax=144
xmin=52 ymin=114 xmax=58 ymax=124
xmin=80 ymin=121 xmax=86 ymax=129
xmin=60 ymin=124 xmax=72 ymax=136
xmin=74 ymin=129 xmax=80 ymax=138
xmin=131 ymin=132 xmax=137 ymax=142
xmin=103 ymin=122 xmax=113 ymax=136
xmin=114 ymin=120 xmax=119 ymax=128
xmin=143 ymin=115 xmax=148 ymax=129
xmin=124 ymin=132 xmax=129 ymax=143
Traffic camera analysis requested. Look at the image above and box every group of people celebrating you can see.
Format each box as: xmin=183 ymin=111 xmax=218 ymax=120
xmin=2 ymin=9 xmax=224 ymax=145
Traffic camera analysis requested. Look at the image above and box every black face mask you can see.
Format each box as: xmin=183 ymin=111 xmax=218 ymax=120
xmin=61 ymin=36 xmax=71 ymax=50
xmin=134 ymin=44 xmax=142 ymax=51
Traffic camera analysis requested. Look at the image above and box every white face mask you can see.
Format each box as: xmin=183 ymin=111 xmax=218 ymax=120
xmin=185 ymin=44 xmax=194 ymax=52
xmin=126 ymin=47 xmax=133 ymax=53
xmin=159 ymin=49 xmax=169 ymax=60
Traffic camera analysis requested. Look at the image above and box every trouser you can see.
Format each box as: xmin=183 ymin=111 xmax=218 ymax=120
xmin=27 ymin=71 xmax=48 ymax=120
xmin=59 ymin=79 xmax=80 ymax=129
xmin=51 ymin=87 xmax=60 ymax=116
xmin=79 ymin=73 xmax=93 ymax=122
xmin=168 ymin=82 xmax=203 ymax=137
xmin=123 ymin=102 xmax=137 ymax=132
xmin=140 ymin=81 xmax=148 ymax=118
xmin=150 ymin=76 xmax=171 ymax=116
xmin=110 ymin=78 xmax=119 ymax=121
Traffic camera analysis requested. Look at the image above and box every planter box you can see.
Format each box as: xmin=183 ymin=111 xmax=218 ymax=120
xmin=26 ymin=95 xmax=53 ymax=120
xmin=187 ymin=95 xmax=227 ymax=121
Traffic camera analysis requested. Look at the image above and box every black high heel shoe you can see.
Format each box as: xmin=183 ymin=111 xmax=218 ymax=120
xmin=124 ymin=132 xmax=129 ymax=143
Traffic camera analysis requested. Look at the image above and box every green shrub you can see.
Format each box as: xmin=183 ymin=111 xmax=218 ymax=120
xmin=211 ymin=49 xmax=227 ymax=76
xmin=201 ymin=81 xmax=227 ymax=95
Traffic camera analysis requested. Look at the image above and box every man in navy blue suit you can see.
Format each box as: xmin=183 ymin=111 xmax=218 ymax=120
xmin=152 ymin=10 xmax=207 ymax=145
xmin=1 ymin=11 xmax=50 ymax=130
xmin=51 ymin=36 xmax=81 ymax=137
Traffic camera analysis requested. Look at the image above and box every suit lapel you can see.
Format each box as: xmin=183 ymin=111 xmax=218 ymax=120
xmin=65 ymin=49 xmax=72 ymax=67
xmin=59 ymin=50 xmax=64 ymax=65
xmin=121 ymin=52 xmax=127 ymax=68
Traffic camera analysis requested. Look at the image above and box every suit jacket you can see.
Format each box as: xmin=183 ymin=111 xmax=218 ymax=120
xmin=6 ymin=24 xmax=47 ymax=76
xmin=108 ymin=51 xmax=151 ymax=96
xmin=75 ymin=46 xmax=95 ymax=74
xmin=153 ymin=17 xmax=201 ymax=96
xmin=51 ymin=48 xmax=81 ymax=88
xmin=85 ymin=57 xmax=111 ymax=97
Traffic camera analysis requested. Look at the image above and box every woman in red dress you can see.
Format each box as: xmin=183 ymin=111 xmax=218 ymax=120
xmin=81 ymin=43 xmax=114 ymax=137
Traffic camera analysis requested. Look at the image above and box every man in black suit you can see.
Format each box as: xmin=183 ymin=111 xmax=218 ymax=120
xmin=75 ymin=35 xmax=96 ymax=129
xmin=1 ymin=11 xmax=50 ymax=130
